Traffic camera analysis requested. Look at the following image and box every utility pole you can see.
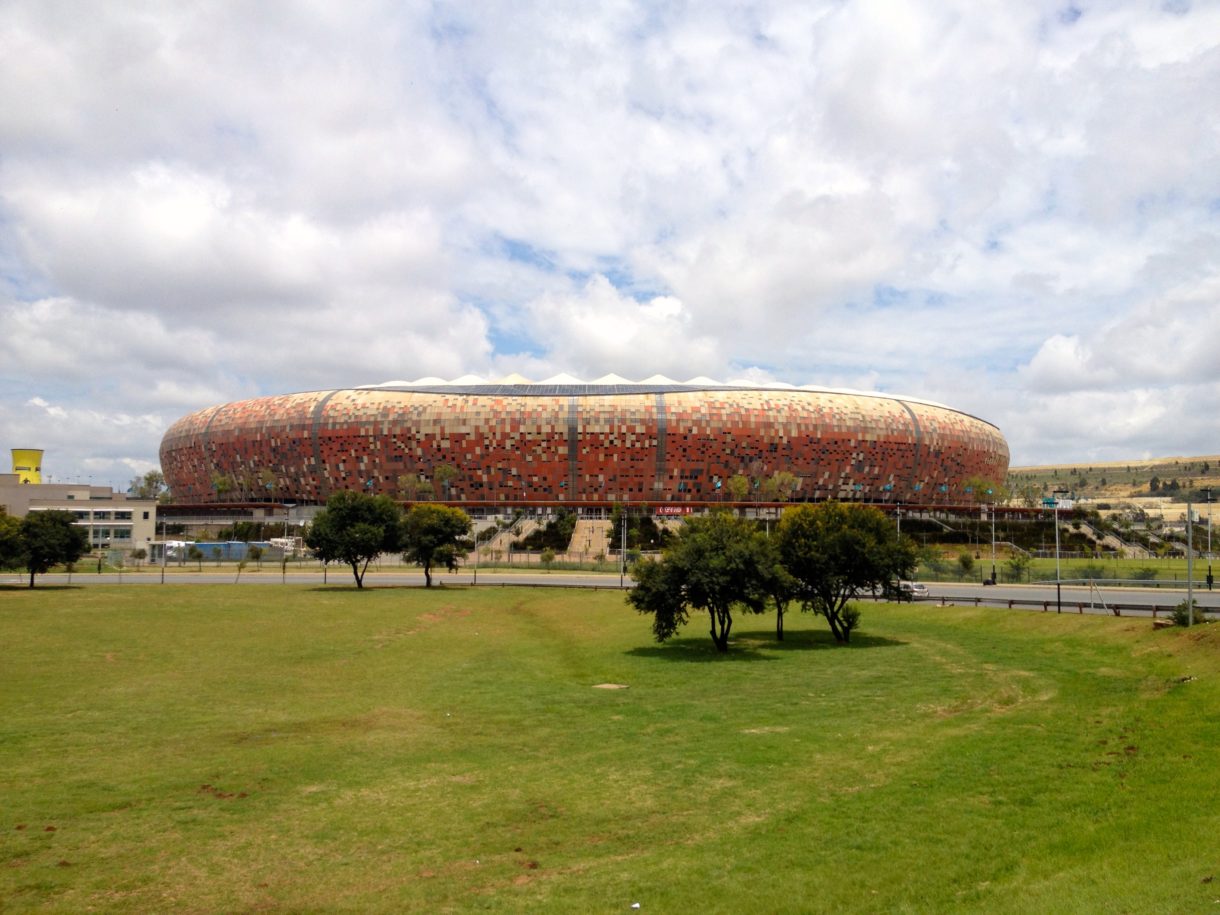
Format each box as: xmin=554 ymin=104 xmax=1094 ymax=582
xmin=1053 ymin=489 xmax=1069 ymax=613
xmin=1187 ymin=497 xmax=1194 ymax=626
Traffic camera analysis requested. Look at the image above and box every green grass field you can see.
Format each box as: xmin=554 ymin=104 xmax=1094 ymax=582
xmin=3 ymin=585 xmax=1219 ymax=913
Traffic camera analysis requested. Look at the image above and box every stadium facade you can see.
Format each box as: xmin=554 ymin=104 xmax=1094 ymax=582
xmin=159 ymin=377 xmax=1010 ymax=507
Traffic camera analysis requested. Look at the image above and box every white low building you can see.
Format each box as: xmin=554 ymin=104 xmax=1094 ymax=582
xmin=0 ymin=474 xmax=158 ymax=555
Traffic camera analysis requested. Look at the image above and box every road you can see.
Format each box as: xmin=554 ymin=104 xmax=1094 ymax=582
xmin=7 ymin=569 xmax=1217 ymax=617
xmin=3 ymin=568 xmax=631 ymax=589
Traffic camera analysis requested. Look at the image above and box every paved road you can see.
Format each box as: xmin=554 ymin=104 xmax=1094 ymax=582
xmin=4 ymin=569 xmax=632 ymax=589
xmin=8 ymin=570 xmax=1215 ymax=619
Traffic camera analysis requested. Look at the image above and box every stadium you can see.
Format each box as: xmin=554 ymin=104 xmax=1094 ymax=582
xmin=159 ymin=376 xmax=1009 ymax=510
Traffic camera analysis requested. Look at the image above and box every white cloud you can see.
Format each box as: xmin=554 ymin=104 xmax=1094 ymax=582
xmin=1 ymin=0 xmax=1219 ymax=477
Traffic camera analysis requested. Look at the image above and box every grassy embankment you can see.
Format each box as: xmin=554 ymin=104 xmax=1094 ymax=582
xmin=3 ymin=585 xmax=1220 ymax=912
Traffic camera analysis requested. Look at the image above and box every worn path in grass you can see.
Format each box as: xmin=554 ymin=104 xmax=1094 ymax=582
xmin=2 ymin=585 xmax=1219 ymax=912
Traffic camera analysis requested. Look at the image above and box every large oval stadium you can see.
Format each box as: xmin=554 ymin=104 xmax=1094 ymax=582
xmin=159 ymin=376 xmax=1009 ymax=507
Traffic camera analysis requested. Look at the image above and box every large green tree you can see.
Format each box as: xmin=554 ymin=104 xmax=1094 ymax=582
xmin=305 ymin=491 xmax=402 ymax=588
xmin=777 ymin=502 xmax=916 ymax=643
xmin=0 ymin=508 xmax=23 ymax=570
xmin=627 ymin=511 xmax=772 ymax=652
xmin=18 ymin=510 xmax=91 ymax=588
xmin=400 ymin=503 xmax=471 ymax=587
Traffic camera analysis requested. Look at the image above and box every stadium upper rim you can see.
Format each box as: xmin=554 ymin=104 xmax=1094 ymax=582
xmin=348 ymin=373 xmax=995 ymax=424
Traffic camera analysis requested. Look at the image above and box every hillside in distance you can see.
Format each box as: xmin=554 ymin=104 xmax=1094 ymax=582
xmin=1008 ymin=455 xmax=1220 ymax=503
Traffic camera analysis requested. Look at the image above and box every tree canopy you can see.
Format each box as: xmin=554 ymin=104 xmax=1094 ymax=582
xmin=401 ymin=503 xmax=471 ymax=587
xmin=0 ymin=509 xmax=23 ymax=571
xmin=127 ymin=469 xmax=168 ymax=501
xmin=304 ymin=491 xmax=402 ymax=588
xmin=627 ymin=511 xmax=773 ymax=652
xmin=777 ymin=502 xmax=916 ymax=643
xmin=18 ymin=510 xmax=91 ymax=588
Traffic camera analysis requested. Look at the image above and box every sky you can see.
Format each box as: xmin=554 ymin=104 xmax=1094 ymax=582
xmin=2 ymin=0 xmax=1219 ymax=487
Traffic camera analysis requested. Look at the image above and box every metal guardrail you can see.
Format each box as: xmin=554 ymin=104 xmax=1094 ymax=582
xmin=898 ymin=594 xmax=1215 ymax=619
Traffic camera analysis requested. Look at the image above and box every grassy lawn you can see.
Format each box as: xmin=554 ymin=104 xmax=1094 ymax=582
xmin=3 ymin=585 xmax=1219 ymax=912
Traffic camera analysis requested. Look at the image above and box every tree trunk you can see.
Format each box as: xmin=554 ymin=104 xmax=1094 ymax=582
xmin=776 ymin=604 xmax=785 ymax=641
xmin=826 ymin=607 xmax=849 ymax=643
xmin=709 ymin=606 xmax=732 ymax=651
xmin=28 ymin=570 xmax=36 ymax=588
xmin=351 ymin=561 xmax=364 ymax=588
xmin=423 ymin=562 xmax=433 ymax=588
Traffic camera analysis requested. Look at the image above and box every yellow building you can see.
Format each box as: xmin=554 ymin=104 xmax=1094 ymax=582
xmin=10 ymin=448 xmax=43 ymax=484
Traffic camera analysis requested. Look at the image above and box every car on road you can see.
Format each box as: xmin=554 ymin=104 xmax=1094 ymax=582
xmin=881 ymin=580 xmax=929 ymax=602
xmin=900 ymin=581 xmax=929 ymax=599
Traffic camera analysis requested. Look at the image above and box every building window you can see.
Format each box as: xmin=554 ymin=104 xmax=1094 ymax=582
xmin=114 ymin=511 xmax=132 ymax=521
xmin=93 ymin=511 xmax=111 ymax=520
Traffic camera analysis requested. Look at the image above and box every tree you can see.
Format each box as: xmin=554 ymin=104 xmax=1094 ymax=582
xmin=627 ymin=511 xmax=772 ymax=652
xmin=726 ymin=474 xmax=751 ymax=503
xmin=128 ymin=469 xmax=167 ymax=501
xmin=188 ymin=545 xmax=204 ymax=571
xmin=1004 ymin=554 xmax=1031 ymax=583
xmin=0 ymin=509 xmax=23 ymax=570
xmin=18 ymin=510 xmax=90 ymax=588
xmin=305 ymin=491 xmax=403 ymax=588
xmin=963 ymin=475 xmax=1010 ymax=504
xmin=769 ymin=470 xmax=801 ymax=502
xmin=400 ymin=503 xmax=471 ymax=587
xmin=211 ymin=472 xmax=235 ymax=500
xmin=777 ymin=502 xmax=916 ymax=643
xmin=433 ymin=463 xmax=459 ymax=499
xmin=757 ymin=537 xmax=797 ymax=640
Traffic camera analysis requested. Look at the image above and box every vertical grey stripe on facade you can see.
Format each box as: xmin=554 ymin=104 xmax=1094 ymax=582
xmin=567 ymin=396 xmax=580 ymax=493
xmin=310 ymin=390 xmax=341 ymax=497
xmin=896 ymin=400 xmax=923 ymax=492
xmin=654 ymin=393 xmax=668 ymax=491
xmin=199 ymin=405 xmax=222 ymax=457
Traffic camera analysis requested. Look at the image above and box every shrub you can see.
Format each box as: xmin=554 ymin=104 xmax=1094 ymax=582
xmin=1173 ymin=599 xmax=1199 ymax=627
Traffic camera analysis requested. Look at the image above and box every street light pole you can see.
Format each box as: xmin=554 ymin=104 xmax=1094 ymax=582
xmin=1053 ymin=489 xmax=1069 ymax=613
xmin=1187 ymin=497 xmax=1195 ymax=626
xmin=619 ymin=505 xmax=627 ymax=588
xmin=990 ymin=505 xmax=997 ymax=584
xmin=1204 ymin=487 xmax=1213 ymax=591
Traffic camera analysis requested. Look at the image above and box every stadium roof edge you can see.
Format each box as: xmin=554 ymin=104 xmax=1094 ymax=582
xmin=323 ymin=376 xmax=996 ymax=426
